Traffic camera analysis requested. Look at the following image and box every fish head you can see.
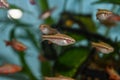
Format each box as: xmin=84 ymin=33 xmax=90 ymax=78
xmin=96 ymin=9 xmax=113 ymax=21
xmin=39 ymin=24 xmax=50 ymax=34
xmin=65 ymin=37 xmax=76 ymax=45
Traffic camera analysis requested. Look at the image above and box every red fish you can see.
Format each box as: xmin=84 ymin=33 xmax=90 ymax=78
xmin=0 ymin=0 xmax=9 ymax=8
xmin=106 ymin=66 xmax=120 ymax=80
xmin=4 ymin=39 xmax=27 ymax=51
xmin=29 ymin=0 xmax=36 ymax=5
xmin=0 ymin=64 xmax=22 ymax=74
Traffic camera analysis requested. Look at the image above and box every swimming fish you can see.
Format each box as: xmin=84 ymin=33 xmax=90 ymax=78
xmin=39 ymin=6 xmax=56 ymax=19
xmin=44 ymin=76 xmax=74 ymax=80
xmin=0 ymin=0 xmax=9 ymax=8
xmin=29 ymin=0 xmax=36 ymax=5
xmin=0 ymin=64 xmax=22 ymax=74
xmin=91 ymin=41 xmax=114 ymax=54
xmin=39 ymin=24 xmax=59 ymax=35
xmin=4 ymin=39 xmax=27 ymax=51
xmin=106 ymin=66 xmax=120 ymax=80
xmin=42 ymin=33 xmax=76 ymax=46
xmin=96 ymin=9 xmax=120 ymax=26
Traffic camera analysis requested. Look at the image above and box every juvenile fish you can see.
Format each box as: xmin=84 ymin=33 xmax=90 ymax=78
xmin=0 ymin=0 xmax=9 ymax=8
xmin=39 ymin=24 xmax=59 ymax=35
xmin=4 ymin=39 xmax=27 ymax=51
xmin=42 ymin=33 xmax=76 ymax=46
xmin=96 ymin=9 xmax=120 ymax=26
xmin=29 ymin=0 xmax=36 ymax=5
xmin=39 ymin=7 xmax=56 ymax=19
xmin=91 ymin=41 xmax=114 ymax=54
xmin=44 ymin=76 xmax=74 ymax=80
xmin=0 ymin=64 xmax=22 ymax=74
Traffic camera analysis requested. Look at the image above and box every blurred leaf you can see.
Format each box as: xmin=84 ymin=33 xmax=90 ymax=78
xmin=41 ymin=41 xmax=58 ymax=60
xmin=66 ymin=32 xmax=85 ymax=42
xmin=9 ymin=27 xmax=16 ymax=40
xmin=55 ymin=47 xmax=89 ymax=77
xmin=75 ymin=16 xmax=96 ymax=32
xmin=41 ymin=61 xmax=52 ymax=76
xmin=38 ymin=0 xmax=49 ymax=12
xmin=25 ymin=28 xmax=40 ymax=51
xmin=92 ymin=0 xmax=120 ymax=5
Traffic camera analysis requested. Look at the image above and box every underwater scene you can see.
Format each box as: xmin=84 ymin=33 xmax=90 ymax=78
xmin=0 ymin=0 xmax=120 ymax=80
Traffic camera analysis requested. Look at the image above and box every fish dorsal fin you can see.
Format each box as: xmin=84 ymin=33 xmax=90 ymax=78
xmin=99 ymin=41 xmax=110 ymax=47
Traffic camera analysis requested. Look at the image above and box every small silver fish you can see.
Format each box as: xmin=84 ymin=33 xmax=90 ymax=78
xmin=96 ymin=9 xmax=117 ymax=26
xmin=42 ymin=33 xmax=76 ymax=46
xmin=39 ymin=7 xmax=56 ymax=19
xmin=96 ymin=9 xmax=113 ymax=20
xmin=91 ymin=41 xmax=114 ymax=54
xmin=39 ymin=24 xmax=59 ymax=35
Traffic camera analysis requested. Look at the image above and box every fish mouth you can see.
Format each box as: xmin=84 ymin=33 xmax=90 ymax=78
xmin=66 ymin=38 xmax=76 ymax=44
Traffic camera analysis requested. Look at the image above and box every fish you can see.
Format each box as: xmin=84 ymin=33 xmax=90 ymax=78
xmin=4 ymin=39 xmax=27 ymax=51
xmin=29 ymin=0 xmax=36 ymax=5
xmin=42 ymin=33 xmax=76 ymax=46
xmin=96 ymin=9 xmax=120 ymax=26
xmin=39 ymin=24 xmax=59 ymax=35
xmin=91 ymin=41 xmax=114 ymax=54
xmin=0 ymin=0 xmax=9 ymax=8
xmin=39 ymin=6 xmax=56 ymax=19
xmin=44 ymin=76 xmax=74 ymax=80
xmin=0 ymin=64 xmax=22 ymax=74
xmin=106 ymin=66 xmax=120 ymax=80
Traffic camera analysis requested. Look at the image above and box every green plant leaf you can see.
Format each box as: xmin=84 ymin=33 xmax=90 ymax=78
xmin=55 ymin=47 xmax=89 ymax=77
xmin=9 ymin=27 xmax=16 ymax=40
xmin=66 ymin=32 xmax=85 ymax=42
xmin=92 ymin=0 xmax=120 ymax=5
xmin=41 ymin=61 xmax=52 ymax=76
xmin=25 ymin=28 xmax=40 ymax=51
xmin=75 ymin=16 xmax=96 ymax=32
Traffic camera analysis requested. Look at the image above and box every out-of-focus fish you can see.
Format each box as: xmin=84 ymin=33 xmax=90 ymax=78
xmin=39 ymin=24 xmax=59 ymax=35
xmin=4 ymin=39 xmax=27 ymax=51
xmin=0 ymin=0 xmax=9 ymax=8
xmin=29 ymin=0 xmax=36 ymax=5
xmin=96 ymin=9 xmax=120 ymax=26
xmin=0 ymin=64 xmax=22 ymax=74
xmin=106 ymin=66 xmax=120 ymax=80
xmin=39 ymin=6 xmax=56 ymax=19
xmin=44 ymin=76 xmax=74 ymax=80
xmin=91 ymin=41 xmax=114 ymax=54
xmin=42 ymin=33 xmax=76 ymax=46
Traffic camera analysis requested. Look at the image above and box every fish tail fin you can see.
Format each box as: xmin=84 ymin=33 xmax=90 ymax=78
xmin=4 ymin=40 xmax=12 ymax=46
